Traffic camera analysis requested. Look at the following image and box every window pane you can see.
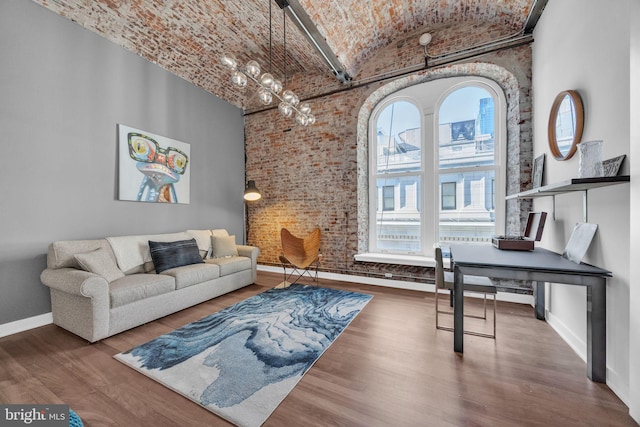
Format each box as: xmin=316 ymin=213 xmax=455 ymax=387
xmin=376 ymin=101 xmax=421 ymax=174
xmin=383 ymin=185 xmax=394 ymax=211
xmin=375 ymin=176 xmax=421 ymax=252
xmin=441 ymin=182 xmax=456 ymax=210
xmin=439 ymin=87 xmax=494 ymax=169
xmin=438 ymin=171 xmax=495 ymax=244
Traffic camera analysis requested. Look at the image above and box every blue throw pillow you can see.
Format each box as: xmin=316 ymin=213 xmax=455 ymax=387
xmin=149 ymin=238 xmax=204 ymax=273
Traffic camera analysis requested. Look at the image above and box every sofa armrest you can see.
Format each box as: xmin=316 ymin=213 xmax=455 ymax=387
xmin=236 ymin=245 xmax=260 ymax=282
xmin=40 ymin=267 xmax=109 ymax=299
xmin=41 ymin=267 xmax=112 ymax=342
xmin=237 ymin=245 xmax=259 ymax=260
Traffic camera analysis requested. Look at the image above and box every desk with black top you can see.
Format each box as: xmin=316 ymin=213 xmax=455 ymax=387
xmin=449 ymin=244 xmax=612 ymax=383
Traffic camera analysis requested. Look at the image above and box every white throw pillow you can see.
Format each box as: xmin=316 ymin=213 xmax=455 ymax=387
xmin=74 ymin=248 xmax=125 ymax=283
xmin=211 ymin=235 xmax=238 ymax=258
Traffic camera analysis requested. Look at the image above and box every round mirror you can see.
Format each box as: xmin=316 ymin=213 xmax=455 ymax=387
xmin=548 ymin=90 xmax=584 ymax=160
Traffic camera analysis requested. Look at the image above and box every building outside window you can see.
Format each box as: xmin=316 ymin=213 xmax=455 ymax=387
xmin=368 ymin=77 xmax=506 ymax=255
xmin=441 ymin=182 xmax=456 ymax=210
xmin=382 ymin=185 xmax=395 ymax=211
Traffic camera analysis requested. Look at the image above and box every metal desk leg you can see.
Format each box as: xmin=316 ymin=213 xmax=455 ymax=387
xmin=533 ymin=281 xmax=545 ymax=320
xmin=453 ymin=265 xmax=464 ymax=353
xmin=587 ymin=279 xmax=607 ymax=383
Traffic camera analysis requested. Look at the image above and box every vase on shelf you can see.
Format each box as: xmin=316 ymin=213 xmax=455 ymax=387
xmin=577 ymin=140 xmax=603 ymax=178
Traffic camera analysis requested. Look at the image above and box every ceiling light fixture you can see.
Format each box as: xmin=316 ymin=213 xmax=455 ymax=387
xmin=220 ymin=0 xmax=315 ymax=126
xmin=419 ymin=33 xmax=433 ymax=47
xmin=419 ymin=33 xmax=432 ymax=67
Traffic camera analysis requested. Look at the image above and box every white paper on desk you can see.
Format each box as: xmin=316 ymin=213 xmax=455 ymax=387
xmin=562 ymin=223 xmax=598 ymax=264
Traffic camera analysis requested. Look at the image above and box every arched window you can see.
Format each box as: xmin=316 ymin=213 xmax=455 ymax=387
xmin=367 ymin=77 xmax=506 ymax=256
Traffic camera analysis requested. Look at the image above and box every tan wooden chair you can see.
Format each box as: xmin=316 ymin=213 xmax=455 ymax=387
xmin=435 ymin=246 xmax=497 ymax=339
xmin=278 ymin=228 xmax=322 ymax=287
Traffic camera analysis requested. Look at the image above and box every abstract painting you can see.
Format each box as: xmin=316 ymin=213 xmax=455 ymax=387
xmin=118 ymin=124 xmax=190 ymax=204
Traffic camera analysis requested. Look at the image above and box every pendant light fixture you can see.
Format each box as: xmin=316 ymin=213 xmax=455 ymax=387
xmin=220 ymin=0 xmax=315 ymax=126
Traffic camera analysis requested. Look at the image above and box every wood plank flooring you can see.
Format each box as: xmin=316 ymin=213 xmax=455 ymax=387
xmin=0 ymin=271 xmax=635 ymax=426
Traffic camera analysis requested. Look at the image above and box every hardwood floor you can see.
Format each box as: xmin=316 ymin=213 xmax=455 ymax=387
xmin=0 ymin=271 xmax=635 ymax=426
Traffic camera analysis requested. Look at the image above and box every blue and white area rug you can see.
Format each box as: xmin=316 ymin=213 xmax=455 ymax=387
xmin=114 ymin=285 xmax=372 ymax=427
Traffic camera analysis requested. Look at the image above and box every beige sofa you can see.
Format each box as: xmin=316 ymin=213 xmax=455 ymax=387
xmin=40 ymin=229 xmax=259 ymax=342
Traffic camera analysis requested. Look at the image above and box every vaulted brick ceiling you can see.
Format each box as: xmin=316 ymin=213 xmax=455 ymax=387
xmin=32 ymin=0 xmax=537 ymax=110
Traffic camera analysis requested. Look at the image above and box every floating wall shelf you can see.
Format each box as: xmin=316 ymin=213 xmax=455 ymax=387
xmin=505 ymin=175 xmax=630 ymax=222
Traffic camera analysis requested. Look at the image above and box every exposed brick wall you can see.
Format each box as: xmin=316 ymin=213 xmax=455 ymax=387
xmin=245 ymin=40 xmax=533 ymax=283
xmin=245 ymin=89 xmax=364 ymax=273
xmin=33 ymin=0 xmax=536 ymax=114
xmin=299 ymin=0 xmax=533 ymax=79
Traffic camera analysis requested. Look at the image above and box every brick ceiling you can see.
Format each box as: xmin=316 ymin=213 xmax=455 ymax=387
xmin=32 ymin=0 xmax=537 ymax=111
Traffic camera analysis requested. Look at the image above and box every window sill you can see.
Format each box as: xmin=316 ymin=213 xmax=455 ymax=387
xmin=354 ymin=253 xmax=437 ymax=268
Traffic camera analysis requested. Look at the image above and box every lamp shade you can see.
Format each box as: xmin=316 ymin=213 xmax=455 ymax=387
xmin=243 ymin=180 xmax=262 ymax=202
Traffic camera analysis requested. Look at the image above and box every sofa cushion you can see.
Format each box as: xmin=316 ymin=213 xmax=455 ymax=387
xmin=109 ymin=274 xmax=175 ymax=308
xmin=162 ymin=263 xmax=220 ymax=289
xmin=149 ymin=238 xmax=204 ymax=273
xmin=211 ymin=235 xmax=238 ymax=258
xmin=206 ymin=256 xmax=251 ymax=276
xmin=107 ymin=232 xmax=192 ymax=274
xmin=74 ymin=248 xmax=125 ymax=283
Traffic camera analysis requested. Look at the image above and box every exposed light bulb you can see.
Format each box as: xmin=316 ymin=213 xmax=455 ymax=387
xmin=245 ymin=60 xmax=261 ymax=78
xmin=299 ymin=103 xmax=311 ymax=115
xmin=306 ymin=114 xmax=316 ymax=125
xmin=231 ymin=70 xmax=247 ymax=88
xmin=260 ymin=73 xmax=274 ymax=88
xmin=258 ymin=87 xmax=273 ymax=105
xmin=295 ymin=113 xmax=309 ymax=126
xmin=278 ymin=101 xmax=293 ymax=117
xmin=220 ymin=53 xmax=238 ymax=70
xmin=271 ymin=79 xmax=283 ymax=94
xmin=282 ymin=90 xmax=295 ymax=104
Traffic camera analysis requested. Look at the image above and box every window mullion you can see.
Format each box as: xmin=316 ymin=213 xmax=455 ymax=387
xmin=423 ymin=111 xmax=435 ymax=256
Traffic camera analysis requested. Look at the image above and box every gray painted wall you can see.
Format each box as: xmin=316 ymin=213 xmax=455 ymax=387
xmin=0 ymin=1 xmax=246 ymax=324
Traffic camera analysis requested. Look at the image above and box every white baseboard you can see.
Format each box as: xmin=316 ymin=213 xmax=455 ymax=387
xmin=605 ymin=364 xmax=630 ymax=408
xmin=546 ymin=310 xmax=630 ymax=406
xmin=259 ymin=264 xmax=432 ymax=292
xmin=0 ymin=312 xmax=53 ymax=339
xmin=258 ymin=265 xmax=534 ymax=305
xmin=545 ymin=309 xmax=586 ymax=363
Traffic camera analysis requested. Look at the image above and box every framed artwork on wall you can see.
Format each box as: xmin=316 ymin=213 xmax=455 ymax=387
xmin=601 ymin=154 xmax=626 ymax=177
xmin=118 ymin=124 xmax=191 ymax=204
xmin=533 ymin=154 xmax=545 ymax=188
xmin=562 ymin=222 xmax=598 ymax=264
